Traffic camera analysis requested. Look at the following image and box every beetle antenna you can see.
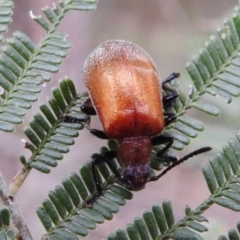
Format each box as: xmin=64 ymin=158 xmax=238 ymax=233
xmin=149 ymin=146 xmax=212 ymax=182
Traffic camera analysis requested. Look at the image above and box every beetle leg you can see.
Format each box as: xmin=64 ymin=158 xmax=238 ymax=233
xmin=95 ymin=151 xmax=122 ymax=180
xmin=164 ymin=112 xmax=177 ymax=127
xmin=60 ymin=115 xmax=109 ymax=140
xmin=60 ymin=97 xmax=109 ymax=139
xmin=151 ymin=134 xmax=177 ymax=161
xmin=89 ymin=129 xmax=109 ymax=139
xmin=84 ymin=151 xmax=119 ymax=205
xmin=80 ymin=98 xmax=110 ymax=139
xmin=162 ymin=72 xmax=179 ymax=108
xmin=59 ymin=114 xmax=86 ymax=123
xmin=80 ymin=98 xmax=97 ymax=115
xmin=59 ymin=98 xmax=95 ymax=123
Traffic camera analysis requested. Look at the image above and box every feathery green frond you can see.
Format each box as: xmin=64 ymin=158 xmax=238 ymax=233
xmin=36 ymin=4 xmax=240 ymax=238
xmin=36 ymin=4 xmax=240 ymax=239
xmin=149 ymin=5 xmax=240 ymax=171
xmin=0 ymin=30 xmax=70 ymax=132
xmin=22 ymin=78 xmax=85 ymax=173
xmin=107 ymin=200 xmax=207 ymax=240
xmin=201 ymin=131 xmax=240 ymax=211
xmin=37 ymin=163 xmax=133 ymax=239
xmin=0 ymin=0 xmax=97 ymax=133
xmin=23 ymin=2 xmax=240 ymax=240
xmin=0 ymin=0 xmax=13 ymax=42
xmin=31 ymin=0 xmax=96 ymax=31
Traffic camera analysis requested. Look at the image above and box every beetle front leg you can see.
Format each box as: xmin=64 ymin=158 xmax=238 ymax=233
xmin=151 ymin=134 xmax=177 ymax=162
xmin=84 ymin=150 xmax=119 ymax=206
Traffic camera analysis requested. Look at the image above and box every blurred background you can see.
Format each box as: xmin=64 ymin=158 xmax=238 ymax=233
xmin=1 ymin=0 xmax=240 ymax=239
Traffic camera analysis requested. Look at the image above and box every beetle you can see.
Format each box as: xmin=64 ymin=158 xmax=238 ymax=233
xmin=62 ymin=40 xmax=211 ymax=201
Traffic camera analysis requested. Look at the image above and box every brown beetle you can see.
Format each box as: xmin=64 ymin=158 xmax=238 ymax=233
xmin=62 ymin=40 xmax=211 ymax=199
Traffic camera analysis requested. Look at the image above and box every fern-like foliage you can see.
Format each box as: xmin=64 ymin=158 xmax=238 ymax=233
xmin=202 ymin=131 xmax=240 ymax=211
xmin=37 ymin=164 xmax=133 ymax=239
xmin=153 ymin=5 xmax=240 ymax=169
xmin=0 ymin=0 xmax=96 ymax=132
xmin=107 ymin=200 xmax=207 ymax=240
xmin=22 ymin=78 xmax=86 ymax=173
xmin=0 ymin=208 xmax=15 ymax=240
xmin=36 ymin=3 xmax=240 ymax=240
xmin=0 ymin=0 xmax=13 ymax=42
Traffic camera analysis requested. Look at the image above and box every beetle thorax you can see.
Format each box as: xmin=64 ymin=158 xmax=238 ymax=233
xmin=118 ymin=136 xmax=152 ymax=166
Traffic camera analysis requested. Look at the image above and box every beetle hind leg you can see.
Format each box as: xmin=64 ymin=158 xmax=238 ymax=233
xmin=164 ymin=112 xmax=177 ymax=127
xmin=162 ymin=72 xmax=180 ymax=84
xmin=60 ymin=97 xmax=109 ymax=139
xmin=59 ymin=114 xmax=87 ymax=123
xmin=59 ymin=97 xmax=95 ymax=123
xmin=80 ymin=98 xmax=110 ymax=139
xmin=162 ymin=72 xmax=179 ymax=108
xmin=89 ymin=129 xmax=109 ymax=139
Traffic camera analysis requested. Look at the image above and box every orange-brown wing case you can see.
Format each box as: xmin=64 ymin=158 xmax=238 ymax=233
xmin=83 ymin=40 xmax=164 ymax=139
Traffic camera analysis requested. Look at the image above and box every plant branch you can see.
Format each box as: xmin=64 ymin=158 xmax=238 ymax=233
xmin=0 ymin=171 xmax=33 ymax=240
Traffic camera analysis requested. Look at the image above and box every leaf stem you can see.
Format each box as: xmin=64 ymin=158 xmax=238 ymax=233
xmin=9 ymin=168 xmax=30 ymax=196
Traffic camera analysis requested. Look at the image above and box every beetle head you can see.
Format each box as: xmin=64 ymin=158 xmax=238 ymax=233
xmin=122 ymin=164 xmax=151 ymax=191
